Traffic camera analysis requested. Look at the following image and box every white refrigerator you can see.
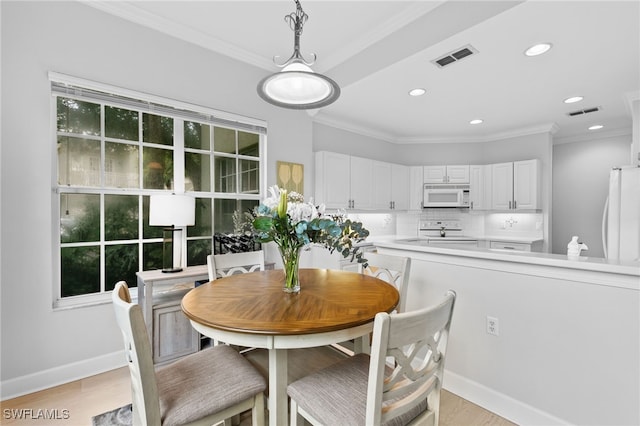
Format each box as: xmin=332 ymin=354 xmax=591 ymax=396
xmin=602 ymin=166 xmax=640 ymax=261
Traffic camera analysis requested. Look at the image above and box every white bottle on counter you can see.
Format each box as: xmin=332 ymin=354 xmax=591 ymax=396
xmin=567 ymin=236 xmax=588 ymax=258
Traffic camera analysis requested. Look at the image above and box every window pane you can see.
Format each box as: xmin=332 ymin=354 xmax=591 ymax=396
xmin=238 ymin=131 xmax=259 ymax=157
xmin=61 ymin=246 xmax=100 ymax=297
xmin=105 ymin=195 xmax=139 ymax=241
xmin=188 ymin=198 xmax=212 ymax=237
xmin=239 ymin=159 xmax=260 ymax=194
xmin=239 ymin=200 xmax=259 ymax=218
xmin=143 ymin=196 xmax=163 ymax=239
xmin=187 ymin=239 xmax=211 ymax=266
xmin=143 ymin=242 xmax=163 ymax=271
xmin=105 ymin=106 xmax=139 ymax=141
xmin=57 ymin=97 xmax=100 ymax=136
xmin=105 ymin=142 xmax=139 ymax=188
xmin=184 ymin=121 xmax=211 ymax=150
xmin=143 ymin=147 xmax=173 ymax=190
xmin=143 ymin=113 xmax=173 ymax=146
xmin=58 ymin=136 xmax=101 ymax=187
xmin=214 ymin=127 xmax=236 ymax=154
xmin=60 ymin=193 xmax=100 ymax=243
xmin=185 ymin=152 xmax=211 ymax=192
xmin=105 ymin=244 xmax=138 ymax=291
xmin=214 ymin=156 xmax=236 ymax=193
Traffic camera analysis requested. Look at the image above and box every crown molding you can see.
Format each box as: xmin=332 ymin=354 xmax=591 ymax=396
xmin=394 ymin=123 xmax=560 ymax=144
xmin=314 ymin=115 xmax=561 ymax=145
xmin=553 ymin=127 xmax=632 ymax=145
xmin=80 ymin=1 xmax=274 ymax=71
xmin=312 ymin=113 xmax=397 ymax=144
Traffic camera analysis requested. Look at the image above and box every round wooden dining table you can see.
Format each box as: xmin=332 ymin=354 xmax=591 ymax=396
xmin=182 ymin=268 xmax=399 ymax=426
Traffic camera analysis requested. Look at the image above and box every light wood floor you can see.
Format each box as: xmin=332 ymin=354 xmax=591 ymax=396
xmin=1 ymin=348 xmax=516 ymax=426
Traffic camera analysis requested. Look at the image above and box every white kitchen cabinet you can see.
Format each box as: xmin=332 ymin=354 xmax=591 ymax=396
xmin=372 ymin=160 xmax=392 ymax=209
xmin=316 ymin=152 xmax=409 ymax=211
xmin=349 ymin=156 xmax=374 ymax=209
xmin=469 ymin=164 xmax=492 ymax=211
xmin=315 ymin=151 xmax=351 ymax=209
xmin=513 ymin=159 xmax=541 ymax=210
xmin=408 ymin=166 xmax=424 ymax=210
xmin=424 ymin=165 xmax=469 ymax=184
xmin=391 ymin=164 xmax=409 ymax=210
xmin=489 ymin=241 xmax=531 ymax=251
xmin=491 ymin=162 xmax=514 ymax=210
xmin=491 ymin=159 xmax=540 ymax=211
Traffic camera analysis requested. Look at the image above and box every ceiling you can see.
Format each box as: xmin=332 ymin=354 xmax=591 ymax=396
xmin=85 ymin=1 xmax=640 ymax=144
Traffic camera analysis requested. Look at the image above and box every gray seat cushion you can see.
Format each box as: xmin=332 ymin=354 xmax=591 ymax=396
xmin=156 ymin=345 xmax=266 ymax=426
xmin=287 ymin=353 xmax=427 ymax=426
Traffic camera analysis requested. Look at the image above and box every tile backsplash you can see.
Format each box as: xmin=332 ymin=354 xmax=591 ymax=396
xmin=387 ymin=210 xmax=543 ymax=239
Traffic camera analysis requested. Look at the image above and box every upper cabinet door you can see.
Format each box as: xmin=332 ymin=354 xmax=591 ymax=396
xmin=350 ymin=156 xmax=374 ymax=210
xmin=513 ymin=159 xmax=540 ymax=210
xmin=469 ymin=165 xmax=491 ymax=210
xmin=424 ymin=165 xmax=469 ymax=183
xmin=446 ymin=165 xmax=470 ymax=184
xmin=408 ymin=166 xmax=424 ymax=210
xmin=491 ymin=162 xmax=514 ymax=210
xmin=423 ymin=165 xmax=447 ymax=183
xmin=315 ymin=151 xmax=351 ymax=209
xmin=372 ymin=160 xmax=392 ymax=209
xmin=391 ymin=163 xmax=409 ymax=210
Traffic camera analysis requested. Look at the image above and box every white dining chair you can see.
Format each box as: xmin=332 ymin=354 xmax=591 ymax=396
xmin=206 ymin=250 xmax=265 ymax=350
xmin=111 ymin=281 xmax=266 ymax=426
xmin=207 ymin=250 xmax=265 ymax=281
xmin=335 ymin=252 xmax=412 ymax=354
xmin=288 ymin=290 xmax=456 ymax=426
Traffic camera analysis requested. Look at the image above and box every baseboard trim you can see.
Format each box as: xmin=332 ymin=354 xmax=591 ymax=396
xmin=443 ymin=369 xmax=571 ymax=426
xmin=1 ymin=350 xmax=126 ymax=401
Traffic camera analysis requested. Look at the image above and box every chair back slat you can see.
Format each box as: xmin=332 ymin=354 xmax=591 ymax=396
xmin=367 ymin=290 xmax=456 ymax=426
xmin=207 ymin=250 xmax=265 ymax=280
xmin=361 ymin=253 xmax=411 ymax=313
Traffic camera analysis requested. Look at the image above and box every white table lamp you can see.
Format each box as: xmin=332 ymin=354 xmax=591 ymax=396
xmin=149 ymin=194 xmax=195 ymax=273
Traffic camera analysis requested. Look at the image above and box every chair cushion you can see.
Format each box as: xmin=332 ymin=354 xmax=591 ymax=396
xmin=287 ymin=353 xmax=427 ymax=426
xmin=156 ymin=345 xmax=266 ymax=426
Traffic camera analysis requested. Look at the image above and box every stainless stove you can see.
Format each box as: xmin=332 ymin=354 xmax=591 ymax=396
xmin=418 ymin=220 xmax=478 ymax=247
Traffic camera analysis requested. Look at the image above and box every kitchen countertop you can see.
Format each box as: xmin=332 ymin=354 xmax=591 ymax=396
xmin=375 ymin=238 xmax=640 ymax=277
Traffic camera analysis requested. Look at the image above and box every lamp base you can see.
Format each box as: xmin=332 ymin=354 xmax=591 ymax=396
xmin=161 ymin=267 xmax=183 ymax=273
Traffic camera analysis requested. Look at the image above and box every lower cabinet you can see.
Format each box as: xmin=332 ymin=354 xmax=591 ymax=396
xmin=152 ymin=295 xmax=199 ymax=364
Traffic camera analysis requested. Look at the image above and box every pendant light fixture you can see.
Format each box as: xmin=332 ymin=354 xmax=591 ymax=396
xmin=257 ymin=0 xmax=340 ymax=110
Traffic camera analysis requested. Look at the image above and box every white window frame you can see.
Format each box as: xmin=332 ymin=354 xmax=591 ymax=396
xmin=50 ymin=72 xmax=267 ymax=309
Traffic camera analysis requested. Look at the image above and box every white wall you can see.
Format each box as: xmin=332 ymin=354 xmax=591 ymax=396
xmin=552 ymin=134 xmax=631 ymax=256
xmin=378 ymin=246 xmax=639 ymax=426
xmin=0 ymin=1 xmax=315 ymax=397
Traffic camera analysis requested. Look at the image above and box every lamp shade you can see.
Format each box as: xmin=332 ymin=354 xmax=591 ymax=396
xmin=149 ymin=194 xmax=195 ymax=226
xmin=257 ymin=62 xmax=340 ymax=109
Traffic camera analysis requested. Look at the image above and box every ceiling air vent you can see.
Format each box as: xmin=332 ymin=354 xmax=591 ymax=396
xmin=433 ymin=45 xmax=477 ymax=68
xmin=567 ymin=106 xmax=601 ymax=117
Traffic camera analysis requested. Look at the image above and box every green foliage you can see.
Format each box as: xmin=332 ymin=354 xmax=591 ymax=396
xmin=252 ymin=187 xmax=370 ymax=267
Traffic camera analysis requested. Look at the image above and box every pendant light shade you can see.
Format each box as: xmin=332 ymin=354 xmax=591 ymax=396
xmin=257 ymin=0 xmax=340 ymax=109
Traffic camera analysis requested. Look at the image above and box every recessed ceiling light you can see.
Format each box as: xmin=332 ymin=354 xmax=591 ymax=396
xmin=469 ymin=119 xmax=483 ymax=125
xmin=588 ymin=124 xmax=604 ymax=130
xmin=524 ymin=43 xmax=552 ymax=57
xmin=408 ymin=88 xmax=426 ymax=97
xmin=564 ymin=96 xmax=584 ymax=104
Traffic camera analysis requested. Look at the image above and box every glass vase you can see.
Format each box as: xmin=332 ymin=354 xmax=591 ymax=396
xmin=279 ymin=245 xmax=301 ymax=294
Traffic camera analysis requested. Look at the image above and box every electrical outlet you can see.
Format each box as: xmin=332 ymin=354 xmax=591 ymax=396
xmin=486 ymin=316 xmax=499 ymax=336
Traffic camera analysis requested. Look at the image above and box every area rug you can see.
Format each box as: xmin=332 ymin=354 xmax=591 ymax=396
xmin=91 ymin=404 xmax=132 ymax=426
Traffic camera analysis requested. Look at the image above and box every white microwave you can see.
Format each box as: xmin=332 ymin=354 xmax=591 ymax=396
xmin=423 ymin=184 xmax=470 ymax=208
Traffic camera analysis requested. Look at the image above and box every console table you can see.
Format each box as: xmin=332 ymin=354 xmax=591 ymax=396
xmin=136 ymin=265 xmax=209 ymax=364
